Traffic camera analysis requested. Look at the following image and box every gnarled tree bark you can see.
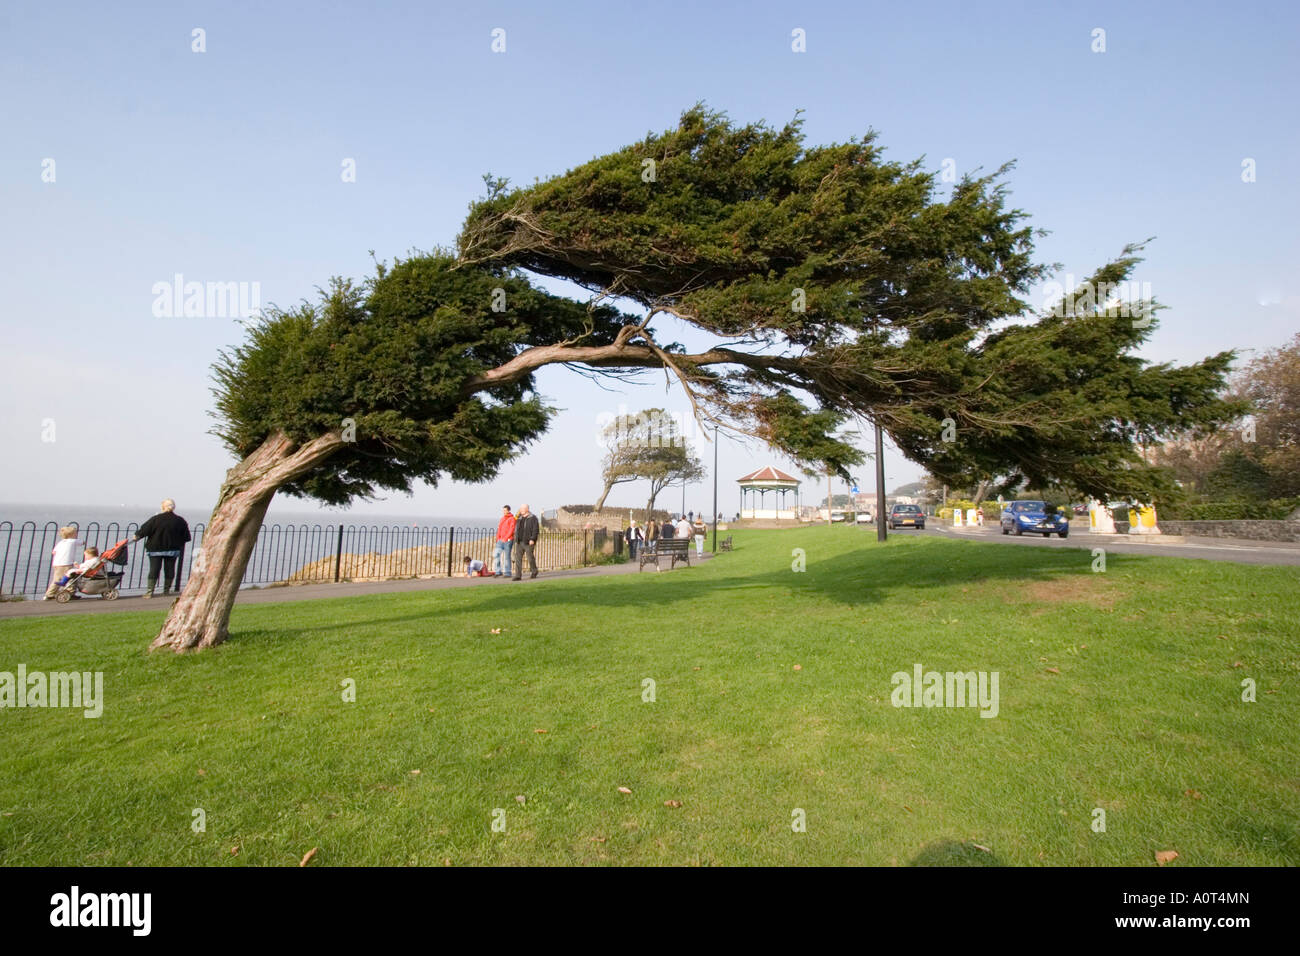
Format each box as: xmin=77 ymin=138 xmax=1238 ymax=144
xmin=150 ymin=430 xmax=345 ymax=653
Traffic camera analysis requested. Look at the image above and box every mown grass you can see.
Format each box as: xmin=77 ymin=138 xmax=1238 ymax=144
xmin=0 ymin=527 xmax=1296 ymax=866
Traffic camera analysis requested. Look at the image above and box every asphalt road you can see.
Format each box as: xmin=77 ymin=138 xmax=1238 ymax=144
xmin=925 ymin=522 xmax=1300 ymax=567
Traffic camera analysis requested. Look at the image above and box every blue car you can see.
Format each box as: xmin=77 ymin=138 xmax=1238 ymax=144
xmin=1000 ymin=500 xmax=1070 ymax=538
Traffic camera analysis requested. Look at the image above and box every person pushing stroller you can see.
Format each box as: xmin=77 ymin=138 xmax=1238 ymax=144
xmin=133 ymin=499 xmax=191 ymax=598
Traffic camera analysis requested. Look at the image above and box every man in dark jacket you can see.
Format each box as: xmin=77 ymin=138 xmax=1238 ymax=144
xmin=133 ymin=498 xmax=191 ymax=598
xmin=511 ymin=504 xmax=540 ymax=580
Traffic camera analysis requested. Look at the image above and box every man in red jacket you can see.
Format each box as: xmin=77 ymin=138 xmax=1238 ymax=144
xmin=493 ymin=505 xmax=516 ymax=577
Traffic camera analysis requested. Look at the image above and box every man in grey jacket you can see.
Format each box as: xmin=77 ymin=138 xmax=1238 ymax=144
xmin=511 ymin=504 xmax=540 ymax=580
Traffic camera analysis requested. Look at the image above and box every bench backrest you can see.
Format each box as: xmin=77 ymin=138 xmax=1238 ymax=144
xmin=658 ymin=539 xmax=689 ymax=553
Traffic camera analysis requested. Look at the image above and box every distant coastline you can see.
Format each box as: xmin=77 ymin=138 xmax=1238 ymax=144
xmin=0 ymin=503 xmax=498 ymax=529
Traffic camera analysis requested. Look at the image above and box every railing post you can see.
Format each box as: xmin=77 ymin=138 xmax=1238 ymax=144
xmin=334 ymin=525 xmax=344 ymax=582
xmin=447 ymin=527 xmax=455 ymax=577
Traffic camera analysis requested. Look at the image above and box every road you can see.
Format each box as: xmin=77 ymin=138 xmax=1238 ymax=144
xmin=926 ymin=522 xmax=1300 ymax=567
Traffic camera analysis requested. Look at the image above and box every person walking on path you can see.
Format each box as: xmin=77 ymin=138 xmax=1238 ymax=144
xmin=675 ymin=514 xmax=693 ymax=542
xmin=511 ymin=504 xmax=540 ymax=580
xmin=493 ymin=505 xmax=515 ymax=577
xmin=692 ymin=514 xmax=707 ymax=557
xmin=44 ymin=526 xmax=84 ymax=600
xmin=133 ymin=499 xmax=191 ymax=598
xmin=625 ymin=520 xmax=643 ymax=560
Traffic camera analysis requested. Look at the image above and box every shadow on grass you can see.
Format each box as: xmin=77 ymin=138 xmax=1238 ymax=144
xmin=909 ymin=840 xmax=1003 ymax=866
xmin=224 ymin=536 xmax=1104 ymax=645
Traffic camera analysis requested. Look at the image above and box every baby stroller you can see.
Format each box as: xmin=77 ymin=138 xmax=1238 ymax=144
xmin=53 ymin=539 xmax=129 ymax=603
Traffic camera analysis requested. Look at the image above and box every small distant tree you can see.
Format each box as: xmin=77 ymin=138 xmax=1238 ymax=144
xmin=594 ymin=408 xmax=681 ymax=510
xmin=1236 ymin=333 xmax=1300 ymax=498
xmin=640 ymin=442 xmax=706 ymax=521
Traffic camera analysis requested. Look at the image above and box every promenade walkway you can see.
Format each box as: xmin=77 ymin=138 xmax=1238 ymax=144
xmin=0 ymin=549 xmax=715 ymax=620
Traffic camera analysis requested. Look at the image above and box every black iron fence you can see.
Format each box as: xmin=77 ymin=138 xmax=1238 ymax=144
xmin=0 ymin=520 xmax=624 ymax=600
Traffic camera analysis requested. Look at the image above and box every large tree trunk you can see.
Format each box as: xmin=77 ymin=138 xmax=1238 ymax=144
xmin=594 ymin=480 xmax=614 ymax=512
xmin=150 ymin=430 xmax=344 ymax=653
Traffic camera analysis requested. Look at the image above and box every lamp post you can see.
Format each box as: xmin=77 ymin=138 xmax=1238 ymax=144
xmin=875 ymin=420 xmax=887 ymax=542
xmin=711 ymin=423 xmax=719 ymax=552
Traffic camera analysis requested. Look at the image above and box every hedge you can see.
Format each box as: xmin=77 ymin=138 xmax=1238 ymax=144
xmin=1160 ymin=499 xmax=1300 ymax=521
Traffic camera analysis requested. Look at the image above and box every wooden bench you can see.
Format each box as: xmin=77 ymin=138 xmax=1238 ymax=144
xmin=719 ymin=535 xmax=733 ymax=552
xmin=639 ymin=538 xmax=691 ymax=571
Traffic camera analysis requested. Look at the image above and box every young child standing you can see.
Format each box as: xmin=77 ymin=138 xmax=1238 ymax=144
xmin=44 ymin=526 xmax=84 ymax=600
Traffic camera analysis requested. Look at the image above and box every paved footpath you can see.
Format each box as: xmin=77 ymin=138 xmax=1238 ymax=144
xmin=931 ymin=524 xmax=1300 ymax=567
xmin=0 ymin=550 xmax=715 ymax=621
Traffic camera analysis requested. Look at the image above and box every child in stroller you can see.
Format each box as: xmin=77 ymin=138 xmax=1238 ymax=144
xmin=53 ymin=539 xmax=129 ymax=603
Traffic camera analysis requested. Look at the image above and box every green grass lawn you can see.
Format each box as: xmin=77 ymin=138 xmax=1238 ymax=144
xmin=1 ymin=527 xmax=1296 ymax=866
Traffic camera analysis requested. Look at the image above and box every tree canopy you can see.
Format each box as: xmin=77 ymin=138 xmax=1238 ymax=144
xmin=457 ymin=105 xmax=1239 ymax=499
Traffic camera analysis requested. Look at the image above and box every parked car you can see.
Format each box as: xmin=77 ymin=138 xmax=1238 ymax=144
xmin=856 ymin=512 xmax=873 ymax=524
xmin=1072 ymin=503 xmax=1089 ymax=516
xmin=1000 ymin=500 xmax=1070 ymax=538
xmin=888 ymin=504 xmax=926 ymax=530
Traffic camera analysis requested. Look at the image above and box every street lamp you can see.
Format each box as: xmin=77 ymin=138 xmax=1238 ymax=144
xmin=875 ymin=419 xmax=887 ymax=542
xmin=711 ymin=423 xmax=719 ymax=552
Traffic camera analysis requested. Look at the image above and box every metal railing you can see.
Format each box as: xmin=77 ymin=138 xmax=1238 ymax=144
xmin=0 ymin=520 xmax=623 ymax=599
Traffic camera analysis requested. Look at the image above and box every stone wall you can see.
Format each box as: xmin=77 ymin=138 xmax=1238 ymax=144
xmin=1156 ymin=519 xmax=1300 ymax=542
xmin=546 ymin=506 xmax=673 ymax=531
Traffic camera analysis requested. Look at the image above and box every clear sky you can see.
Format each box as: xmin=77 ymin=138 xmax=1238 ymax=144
xmin=2 ymin=0 xmax=1296 ymax=519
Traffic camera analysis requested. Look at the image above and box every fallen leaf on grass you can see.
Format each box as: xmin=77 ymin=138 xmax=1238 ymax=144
xmin=971 ymin=843 xmax=991 ymax=853
xmin=1231 ymin=661 xmax=1244 ymax=668
xmin=300 ymin=847 xmax=318 ymax=867
xmin=515 ymin=795 xmax=526 ymax=805
xmin=903 ymin=805 xmax=913 ymax=813
xmin=1045 ymin=667 xmax=1061 ymax=675
xmin=590 ymin=836 xmax=606 ymax=844
xmin=617 ymin=786 xmax=632 ymax=795
xmin=1154 ymin=849 xmax=1179 ymax=866
xmin=1184 ymin=789 xmax=1203 ymax=800
xmin=793 ymin=664 xmax=802 ymax=671
xmin=664 ymin=800 xmax=682 ymax=808
xmin=692 ymin=666 xmax=700 ymax=671
xmin=533 ymin=728 xmax=547 ymax=734
xmin=230 ymin=846 xmax=239 ymax=856
xmin=409 ymin=769 xmax=421 ymax=775
xmin=490 ymin=628 xmax=501 ymax=634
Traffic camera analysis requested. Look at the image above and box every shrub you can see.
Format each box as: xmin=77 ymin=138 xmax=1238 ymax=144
xmin=1162 ymin=498 xmax=1300 ymax=521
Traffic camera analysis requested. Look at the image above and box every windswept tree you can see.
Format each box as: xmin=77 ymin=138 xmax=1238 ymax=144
xmin=152 ymin=258 xmax=625 ymax=651
xmin=594 ymin=408 xmax=703 ymax=512
xmin=154 ymin=105 xmax=1240 ymax=652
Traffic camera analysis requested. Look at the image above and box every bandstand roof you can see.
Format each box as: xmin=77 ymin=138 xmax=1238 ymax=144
xmin=737 ymin=466 xmax=800 ymax=486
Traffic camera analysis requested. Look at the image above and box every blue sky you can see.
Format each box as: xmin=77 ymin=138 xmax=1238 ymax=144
xmin=2 ymin=0 xmax=1296 ymax=519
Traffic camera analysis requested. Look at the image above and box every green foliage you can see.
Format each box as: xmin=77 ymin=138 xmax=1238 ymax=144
xmin=213 ymin=256 xmax=623 ymax=504
xmin=213 ymin=106 xmax=1243 ymax=508
xmin=460 ymin=105 xmax=1240 ymax=497
xmin=1163 ymin=499 xmax=1300 ymax=521
xmin=1204 ymin=449 xmax=1273 ymax=501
